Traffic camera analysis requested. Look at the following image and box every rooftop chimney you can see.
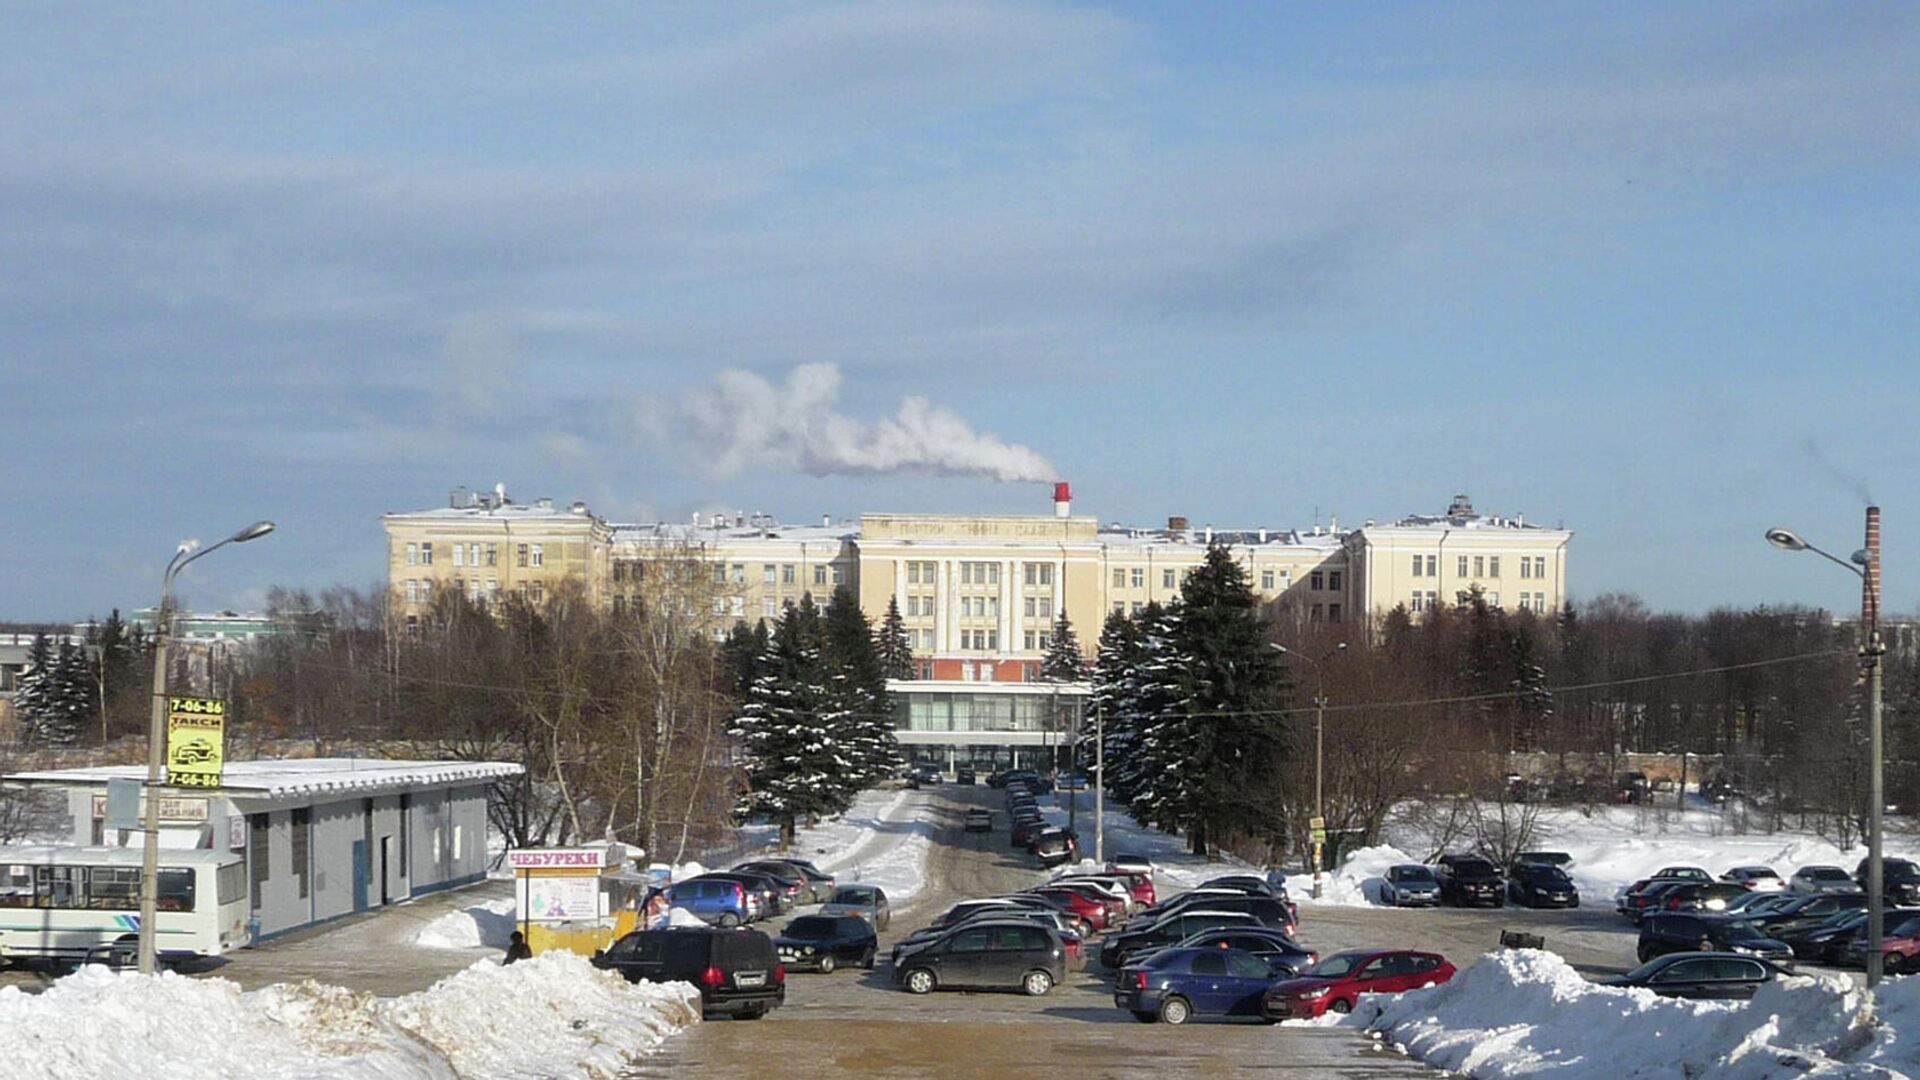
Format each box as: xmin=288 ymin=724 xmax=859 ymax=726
xmin=449 ymin=486 xmax=473 ymax=509
xmin=1258 ymin=528 xmax=1268 ymax=543
xmin=569 ymin=500 xmax=588 ymax=515
xmin=1865 ymin=505 xmax=1882 ymax=632
xmin=535 ymin=497 xmax=553 ymax=510
xmin=1053 ymin=481 xmax=1072 ymax=519
xmin=822 ymin=513 xmax=831 ymax=528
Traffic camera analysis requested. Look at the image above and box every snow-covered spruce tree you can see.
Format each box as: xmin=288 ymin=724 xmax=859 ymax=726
xmin=1040 ymin=610 xmax=1089 ymax=683
xmin=875 ymin=595 xmax=915 ymax=681
xmin=31 ymin=639 xmax=96 ymax=747
xmin=729 ymin=596 xmax=857 ymax=848
xmin=1165 ymin=543 xmax=1291 ymax=856
xmin=1085 ymin=609 xmax=1145 ymax=798
xmin=11 ymin=634 xmax=53 ymax=738
xmin=1122 ymin=602 xmax=1200 ymax=840
xmin=825 ymin=585 xmax=901 ymax=787
xmin=719 ymin=620 xmax=768 ymax=700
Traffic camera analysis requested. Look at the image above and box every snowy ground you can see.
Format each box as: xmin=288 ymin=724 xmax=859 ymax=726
xmin=739 ymin=787 xmax=936 ymax=906
xmin=1045 ymin=787 xmax=1257 ymax=887
xmin=6 ymin=952 xmax=698 ymax=1080
xmin=1292 ymin=800 xmax=1872 ymax=910
xmin=1333 ymin=947 xmax=1920 ymax=1079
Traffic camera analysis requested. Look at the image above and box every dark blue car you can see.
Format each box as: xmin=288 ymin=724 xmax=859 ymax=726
xmin=1113 ymin=946 xmax=1280 ymax=1024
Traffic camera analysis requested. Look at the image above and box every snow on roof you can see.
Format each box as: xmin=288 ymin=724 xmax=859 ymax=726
xmin=0 ymin=845 xmax=240 ymax=867
xmin=611 ymin=522 xmax=854 ymax=546
xmin=1096 ymin=524 xmax=1346 ymax=551
xmin=6 ymin=758 xmax=522 ymax=798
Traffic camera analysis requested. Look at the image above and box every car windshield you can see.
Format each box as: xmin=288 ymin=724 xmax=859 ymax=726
xmin=1307 ymin=953 xmax=1367 ymax=978
xmin=1392 ymin=867 xmax=1435 ymax=882
xmin=1808 ymin=868 xmax=1850 ymax=882
xmin=1739 ymin=867 xmax=1779 ymax=879
xmin=1885 ymin=861 xmax=1920 ymax=879
xmin=1527 ymin=867 xmax=1572 ymax=885
xmin=1719 ymin=919 xmax=1768 ymax=943
xmin=1619 ymin=957 xmax=1677 ymax=984
xmin=784 ymin=916 xmax=839 ymax=938
xmin=1454 ymin=861 xmax=1497 ymax=876
xmin=831 ymin=888 xmax=876 ymax=904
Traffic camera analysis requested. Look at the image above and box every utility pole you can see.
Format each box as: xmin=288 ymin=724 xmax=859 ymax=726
xmin=136 ymin=600 xmax=173 ymax=975
xmin=1093 ymin=705 xmax=1105 ymax=866
xmin=1313 ymin=692 xmax=1326 ymax=899
xmin=1865 ymin=505 xmax=1885 ymax=989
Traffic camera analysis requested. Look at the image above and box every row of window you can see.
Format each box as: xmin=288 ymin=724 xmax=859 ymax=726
xmin=905 ymin=562 xmax=1062 ymax=587
xmin=403 ymin=578 xmax=544 ymax=605
xmin=1307 ymin=603 xmax=1344 ymax=622
xmin=1403 ymin=590 xmax=1548 ymax=613
xmin=1409 ymin=554 xmax=1551 ymax=580
xmin=0 ymin=865 xmax=198 ymax=911
xmin=709 ymin=562 xmax=844 ymax=588
xmin=404 ymin=541 xmax=543 ymax=569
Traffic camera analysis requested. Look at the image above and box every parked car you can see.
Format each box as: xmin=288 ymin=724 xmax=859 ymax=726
xmin=1198 ymin=874 xmax=1282 ymax=897
xmin=1010 ymin=816 xmax=1048 ymax=849
xmin=963 ymin=808 xmax=993 ymax=833
xmin=1047 ymin=873 xmax=1135 ymax=914
xmin=1129 ymin=927 xmax=1316 ymax=978
xmin=1602 ymin=952 xmax=1782 ymax=1000
xmin=1636 ymin=913 xmax=1794 ymax=968
xmin=666 ymin=877 xmax=756 ymax=926
xmin=1789 ymin=865 xmax=1862 ymax=895
xmin=1435 ymin=854 xmax=1506 ymax=907
xmin=1263 ymin=950 xmax=1455 ymax=1020
xmin=1135 ymin=893 xmax=1296 ymax=936
xmin=891 ymin=906 xmax=1081 ymax=965
xmin=1507 ymin=863 xmax=1580 ymax=909
xmin=1615 ymin=772 xmax=1652 ymax=805
xmin=1028 ymin=883 xmax=1121 ymax=930
xmin=1100 ymin=911 xmax=1265 ymax=969
xmin=1381 ymin=864 xmax=1442 ymax=907
xmin=1512 ymin=851 xmax=1574 ymax=871
xmin=773 ymin=914 xmax=877 ymax=973
xmin=1745 ymin=892 xmax=1869 ymax=937
xmin=1032 ymin=828 xmax=1080 ymax=868
xmin=1842 ymin=912 xmax=1920 ymax=973
xmin=704 ymin=870 xmax=784 ymax=916
xmin=955 ymin=764 xmax=976 ymax=785
xmin=1773 ymin=907 xmax=1920 ymax=963
xmin=1059 ymin=773 xmax=1089 ymax=791
xmin=819 ymin=884 xmax=891 ymax=929
xmin=1857 ymin=857 xmax=1920 ymax=905
xmin=1725 ymin=891 xmax=1798 ymax=917
xmin=764 ymin=857 xmax=836 ymax=898
xmin=1108 ymin=853 xmax=1155 ymax=876
xmin=1114 ymin=946 xmax=1281 ymax=1024
xmin=592 ymin=927 xmax=785 ymax=1019
xmin=1652 ymin=865 xmax=1714 ymax=883
xmin=1656 ymin=882 xmax=1748 ymax=915
xmin=911 ymin=763 xmax=943 ymax=785
xmin=734 ymin=860 xmax=821 ymax=906
xmin=1110 ymin=868 xmax=1157 ymax=907
xmin=893 ymin=920 xmax=1067 ymax=996
xmin=1721 ymin=866 xmax=1786 ymax=892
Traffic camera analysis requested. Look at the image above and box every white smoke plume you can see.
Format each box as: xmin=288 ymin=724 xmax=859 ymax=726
xmin=655 ymin=363 xmax=1056 ymax=483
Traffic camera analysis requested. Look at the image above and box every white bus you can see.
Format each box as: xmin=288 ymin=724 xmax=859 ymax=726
xmin=0 ymin=846 xmax=249 ymax=965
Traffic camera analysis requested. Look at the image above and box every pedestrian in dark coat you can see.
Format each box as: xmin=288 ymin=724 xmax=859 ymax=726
xmin=504 ymin=930 xmax=533 ymax=965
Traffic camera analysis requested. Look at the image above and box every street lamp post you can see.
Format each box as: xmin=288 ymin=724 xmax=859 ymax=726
xmin=1274 ymin=641 xmax=1346 ymax=899
xmin=1766 ymin=510 xmax=1884 ymax=987
xmin=137 ymin=520 xmax=274 ymax=975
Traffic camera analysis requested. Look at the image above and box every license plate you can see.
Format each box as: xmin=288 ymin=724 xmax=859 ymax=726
xmin=736 ymin=973 xmax=766 ymax=987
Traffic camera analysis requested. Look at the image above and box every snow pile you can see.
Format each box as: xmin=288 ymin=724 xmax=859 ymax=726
xmin=5 ymin=954 xmax=699 ymax=1080
xmin=1283 ymin=844 xmax=1414 ymax=907
xmin=1344 ymin=949 xmax=1891 ymax=1079
xmin=745 ymin=788 xmax=936 ymax=905
xmin=415 ymin=896 xmax=518 ymax=950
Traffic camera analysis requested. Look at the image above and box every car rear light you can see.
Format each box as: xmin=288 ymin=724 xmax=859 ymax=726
xmin=699 ymin=966 xmax=725 ymax=988
xmin=1134 ymin=970 xmax=1148 ymax=990
xmin=773 ymin=964 xmax=786 ymax=983
xmin=786 ymin=883 xmax=800 ymax=895
xmin=734 ymin=884 xmax=745 ymax=904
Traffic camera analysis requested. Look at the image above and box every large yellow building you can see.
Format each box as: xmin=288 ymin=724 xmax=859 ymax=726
xmin=384 ymin=486 xmax=1571 ymax=661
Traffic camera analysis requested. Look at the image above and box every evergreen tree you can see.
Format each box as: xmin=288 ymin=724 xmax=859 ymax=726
xmin=12 ymin=634 xmax=53 ymax=736
xmin=1120 ymin=602 xmax=1198 ymax=839
xmin=1040 ymin=610 xmax=1088 ymax=682
xmin=719 ymin=620 xmax=768 ymax=700
xmin=824 ymin=585 xmax=900 ymax=786
xmin=1085 ymin=609 xmax=1145 ymax=796
xmin=875 ymin=596 xmax=915 ymax=681
xmin=29 ymin=640 xmax=95 ymax=747
xmin=729 ymin=597 xmax=857 ymax=847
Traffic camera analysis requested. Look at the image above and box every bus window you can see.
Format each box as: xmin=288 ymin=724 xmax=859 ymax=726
xmin=217 ymin=862 xmax=245 ymax=906
xmin=89 ymin=866 xmax=140 ymax=909
xmin=157 ymin=868 xmax=196 ymax=912
xmin=0 ymin=865 xmax=30 ymax=908
xmin=34 ymin=866 xmax=84 ymax=908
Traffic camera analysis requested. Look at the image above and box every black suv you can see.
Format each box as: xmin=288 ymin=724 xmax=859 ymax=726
xmin=1636 ymin=913 xmax=1793 ymax=969
xmin=1507 ymin=863 xmax=1579 ymax=908
xmin=1858 ymin=857 xmax=1920 ymax=905
xmin=592 ymin=927 xmax=785 ymax=1019
xmin=1435 ymin=854 xmax=1506 ymax=907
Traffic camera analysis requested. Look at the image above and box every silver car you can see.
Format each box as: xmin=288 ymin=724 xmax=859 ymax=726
xmin=1380 ymin=864 xmax=1442 ymax=907
xmin=1788 ymin=865 xmax=1862 ymax=895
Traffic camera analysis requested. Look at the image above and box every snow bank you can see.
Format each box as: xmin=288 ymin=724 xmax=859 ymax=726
xmin=1344 ymin=949 xmax=1895 ymax=1079
xmin=415 ymin=896 xmax=518 ymax=950
xmin=1283 ymin=844 xmax=1413 ymax=908
xmin=5 ymin=953 xmax=699 ymax=1080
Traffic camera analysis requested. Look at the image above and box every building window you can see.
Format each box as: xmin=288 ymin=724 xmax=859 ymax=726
xmin=612 ymin=595 xmax=626 ymax=615
xmin=290 ymin=809 xmax=310 ymax=900
xmin=832 ymin=566 xmax=845 ymax=586
xmin=405 ymin=542 xmax=418 ymax=566
xmin=1520 ymin=559 xmax=1532 ymax=579
xmin=1310 ymin=603 xmax=1323 ymax=622
xmin=1410 ymin=554 xmax=1422 ymax=577
xmin=1488 ymin=592 xmax=1501 ymax=608
xmin=529 ymin=582 xmax=544 ymax=604
xmin=712 ymin=597 xmax=727 ymax=615
xmin=486 ymin=543 xmax=498 ymax=566
xmin=762 ymin=596 xmax=777 ymax=617
xmin=1535 ymin=556 xmax=1548 ymax=578
xmin=1328 ymin=603 xmax=1342 ymax=622
xmin=923 ymin=598 xmax=935 ymax=619
xmin=406 ymin=580 xmax=419 ymax=604
xmin=487 ymin=580 xmax=498 ymax=602
xmin=1489 ymin=556 xmax=1501 ymax=577
xmin=1130 ymin=568 xmax=1144 ymax=588
xmin=1113 ymin=568 xmax=1126 ymax=588
xmin=1261 ymin=570 xmax=1275 ymax=590
xmin=1425 ymin=555 xmax=1437 ymax=576
xmin=1130 ymin=601 xmax=1143 ymax=615
xmin=612 ymin=562 xmax=625 ymax=583
xmin=1410 ymin=593 xmax=1425 ymax=613
xmin=1036 ymin=632 xmax=1050 ymax=650
xmin=1458 ymin=555 xmax=1469 ymax=578
xmin=420 ymin=542 xmax=434 ymax=565
xmin=1329 ymin=571 xmax=1342 ymax=591
xmin=813 ymin=565 xmax=828 ymax=586
xmin=1113 ymin=601 xmax=1125 ymax=614
xmin=908 ymin=563 xmax=921 ymax=585
xmin=762 ymin=564 xmax=776 ymax=585
xmin=248 ymin=814 xmax=270 ymax=909
xmin=730 ymin=596 xmax=745 ymax=617
xmin=1473 ymin=556 xmax=1484 ymax=578
xmin=531 ymin=544 xmax=544 ymax=568
xmin=518 ymin=544 xmax=529 ymax=568
xmin=782 ymin=564 xmax=796 ymax=585
xmin=1163 ymin=569 xmax=1176 ymax=589
xmin=1310 ymin=571 xmax=1324 ymax=590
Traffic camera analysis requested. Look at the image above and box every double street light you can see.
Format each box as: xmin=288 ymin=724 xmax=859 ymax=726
xmin=1274 ymin=641 xmax=1345 ymax=899
xmin=1765 ymin=514 xmax=1885 ymax=988
xmin=137 ymin=519 xmax=274 ymax=975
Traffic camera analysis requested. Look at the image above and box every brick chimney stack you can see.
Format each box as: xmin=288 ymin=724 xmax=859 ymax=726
xmin=1864 ymin=505 xmax=1882 ymax=633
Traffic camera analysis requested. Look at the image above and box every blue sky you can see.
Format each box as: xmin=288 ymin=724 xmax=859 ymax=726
xmin=3 ymin=3 xmax=1915 ymax=620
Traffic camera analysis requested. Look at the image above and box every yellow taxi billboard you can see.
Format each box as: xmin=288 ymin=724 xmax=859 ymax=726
xmin=166 ymin=696 xmax=226 ymax=788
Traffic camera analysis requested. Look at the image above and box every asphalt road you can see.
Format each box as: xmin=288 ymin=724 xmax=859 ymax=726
xmin=623 ymin=786 xmax=1447 ymax=1080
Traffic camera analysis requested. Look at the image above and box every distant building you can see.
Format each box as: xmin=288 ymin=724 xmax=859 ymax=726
xmin=7 ymin=758 xmax=520 ymax=941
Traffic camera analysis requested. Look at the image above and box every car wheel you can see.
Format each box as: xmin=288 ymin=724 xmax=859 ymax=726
xmin=717 ymin=913 xmax=739 ymax=928
xmin=1131 ymin=1010 xmax=1157 ymax=1023
xmin=1638 ymin=946 xmax=1653 ymax=963
xmin=1889 ymin=953 xmax=1906 ymax=976
xmin=819 ymin=954 xmax=837 ymax=974
xmin=905 ymin=968 xmax=936 ymax=995
xmin=738 ymin=1005 xmax=767 ymax=1021
xmin=1023 ymin=969 xmax=1054 ymax=996
xmin=862 ymin=948 xmax=876 ymax=970
xmin=1328 ymin=998 xmax=1352 ymax=1015
xmin=1159 ymin=996 xmax=1191 ymax=1025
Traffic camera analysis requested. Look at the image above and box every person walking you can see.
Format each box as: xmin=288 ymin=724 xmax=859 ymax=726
xmin=503 ymin=929 xmax=533 ymax=965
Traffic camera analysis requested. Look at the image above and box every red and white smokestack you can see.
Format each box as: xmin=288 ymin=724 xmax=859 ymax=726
xmin=1053 ymin=481 xmax=1072 ymax=519
xmin=1864 ymin=505 xmax=1882 ymax=633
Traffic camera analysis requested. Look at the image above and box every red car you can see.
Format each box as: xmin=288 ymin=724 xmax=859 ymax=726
xmin=1104 ymin=869 xmax=1156 ymax=908
xmin=1029 ymin=886 xmax=1111 ymax=931
xmin=1262 ymin=950 xmax=1455 ymax=1020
